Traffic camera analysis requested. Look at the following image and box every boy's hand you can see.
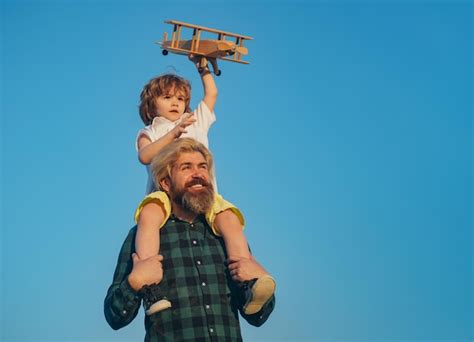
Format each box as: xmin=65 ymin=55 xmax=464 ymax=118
xmin=128 ymin=253 xmax=164 ymax=291
xmin=189 ymin=53 xmax=217 ymax=112
xmin=227 ymin=256 xmax=269 ymax=283
xmin=169 ymin=113 xmax=196 ymax=139
xmin=188 ymin=54 xmax=209 ymax=73
xmin=188 ymin=53 xmax=200 ymax=64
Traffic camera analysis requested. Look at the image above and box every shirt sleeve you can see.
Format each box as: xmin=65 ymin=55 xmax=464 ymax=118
xmin=193 ymin=101 xmax=216 ymax=133
xmin=134 ymin=191 xmax=172 ymax=227
xmin=135 ymin=127 xmax=153 ymax=151
xmin=104 ymin=227 xmax=142 ymax=330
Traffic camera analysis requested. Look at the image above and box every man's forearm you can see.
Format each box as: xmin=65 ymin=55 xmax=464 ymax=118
xmin=104 ymin=228 xmax=142 ymax=330
xmin=104 ymin=279 xmax=141 ymax=330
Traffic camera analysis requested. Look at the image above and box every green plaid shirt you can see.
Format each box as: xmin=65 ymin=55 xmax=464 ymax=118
xmin=104 ymin=214 xmax=275 ymax=341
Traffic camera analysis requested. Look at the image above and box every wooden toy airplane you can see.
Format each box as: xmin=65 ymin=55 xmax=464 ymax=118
xmin=158 ymin=20 xmax=253 ymax=76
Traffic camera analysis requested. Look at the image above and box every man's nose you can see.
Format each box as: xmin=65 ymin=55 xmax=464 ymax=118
xmin=191 ymin=168 xmax=205 ymax=178
xmin=191 ymin=169 xmax=201 ymax=177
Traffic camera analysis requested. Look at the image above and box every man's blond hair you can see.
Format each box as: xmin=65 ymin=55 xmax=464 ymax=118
xmin=151 ymin=138 xmax=214 ymax=190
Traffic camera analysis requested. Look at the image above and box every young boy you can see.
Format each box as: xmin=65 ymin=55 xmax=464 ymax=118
xmin=134 ymin=56 xmax=275 ymax=316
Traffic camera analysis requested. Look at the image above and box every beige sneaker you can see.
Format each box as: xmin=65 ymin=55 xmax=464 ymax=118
xmin=242 ymin=275 xmax=276 ymax=315
xmin=140 ymin=284 xmax=172 ymax=316
xmin=145 ymin=298 xmax=172 ymax=316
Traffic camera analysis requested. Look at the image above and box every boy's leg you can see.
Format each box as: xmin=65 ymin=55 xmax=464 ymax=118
xmin=136 ymin=202 xmax=171 ymax=315
xmin=136 ymin=202 xmax=165 ymax=259
xmin=228 ymin=256 xmax=277 ymax=315
xmin=214 ymin=209 xmax=251 ymax=260
xmin=215 ymin=209 xmax=275 ymax=315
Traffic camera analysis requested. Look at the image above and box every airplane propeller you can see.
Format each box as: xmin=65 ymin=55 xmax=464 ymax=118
xmin=216 ymin=41 xmax=248 ymax=56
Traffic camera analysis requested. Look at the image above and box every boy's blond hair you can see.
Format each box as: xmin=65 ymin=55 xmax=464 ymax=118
xmin=139 ymin=74 xmax=192 ymax=125
xmin=151 ymin=138 xmax=214 ymax=190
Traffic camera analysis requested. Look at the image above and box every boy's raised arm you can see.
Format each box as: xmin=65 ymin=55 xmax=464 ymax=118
xmin=201 ymin=70 xmax=218 ymax=112
xmin=189 ymin=55 xmax=218 ymax=112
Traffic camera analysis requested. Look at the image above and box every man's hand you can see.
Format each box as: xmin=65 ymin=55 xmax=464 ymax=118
xmin=169 ymin=113 xmax=196 ymax=139
xmin=128 ymin=253 xmax=164 ymax=291
xmin=227 ymin=256 xmax=269 ymax=283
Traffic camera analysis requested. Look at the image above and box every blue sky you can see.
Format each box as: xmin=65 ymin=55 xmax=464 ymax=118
xmin=1 ymin=1 xmax=472 ymax=341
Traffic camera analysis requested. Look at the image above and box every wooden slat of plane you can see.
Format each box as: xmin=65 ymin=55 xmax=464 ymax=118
xmin=159 ymin=47 xmax=250 ymax=64
xmin=165 ymin=20 xmax=253 ymax=40
xmin=160 ymin=40 xmax=249 ymax=64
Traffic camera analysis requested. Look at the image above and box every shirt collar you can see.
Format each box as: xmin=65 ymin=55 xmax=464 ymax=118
xmin=170 ymin=213 xmax=206 ymax=224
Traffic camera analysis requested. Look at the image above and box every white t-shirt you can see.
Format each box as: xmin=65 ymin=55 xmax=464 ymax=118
xmin=136 ymin=101 xmax=216 ymax=194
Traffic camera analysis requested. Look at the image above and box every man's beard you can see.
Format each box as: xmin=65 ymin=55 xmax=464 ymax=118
xmin=170 ymin=177 xmax=214 ymax=214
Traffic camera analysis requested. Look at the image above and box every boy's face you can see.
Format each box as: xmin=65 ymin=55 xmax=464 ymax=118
xmin=155 ymin=87 xmax=187 ymax=122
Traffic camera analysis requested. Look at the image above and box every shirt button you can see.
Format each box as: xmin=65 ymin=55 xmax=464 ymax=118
xmin=205 ymin=304 xmax=210 ymax=309
xmin=209 ymin=328 xmax=214 ymax=333
xmin=122 ymin=310 xmax=127 ymax=315
xmin=192 ymin=240 xmax=197 ymax=245
xmin=196 ymin=260 xmax=201 ymax=265
xmin=201 ymin=282 xmax=206 ymax=286
xmin=190 ymin=223 xmax=194 ymax=228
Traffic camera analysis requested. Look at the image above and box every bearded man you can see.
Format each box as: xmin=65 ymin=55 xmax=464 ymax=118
xmin=104 ymin=138 xmax=275 ymax=341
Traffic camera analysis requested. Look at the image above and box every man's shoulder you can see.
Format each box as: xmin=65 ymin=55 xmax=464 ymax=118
xmin=122 ymin=225 xmax=138 ymax=242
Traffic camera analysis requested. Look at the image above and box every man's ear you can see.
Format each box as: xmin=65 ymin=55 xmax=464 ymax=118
xmin=159 ymin=177 xmax=171 ymax=193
